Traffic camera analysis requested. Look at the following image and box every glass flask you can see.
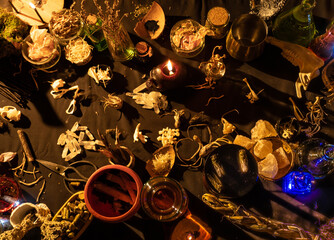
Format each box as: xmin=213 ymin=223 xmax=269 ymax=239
xmin=296 ymin=138 xmax=334 ymax=179
xmin=272 ymin=0 xmax=317 ymax=47
xmin=309 ymin=24 xmax=334 ymax=61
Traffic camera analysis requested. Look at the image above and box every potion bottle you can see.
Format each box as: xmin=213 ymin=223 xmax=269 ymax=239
xmin=296 ymin=138 xmax=334 ymax=179
xmin=272 ymin=0 xmax=317 ymax=47
xmin=84 ymin=14 xmax=107 ymax=52
xmin=309 ymin=24 xmax=334 ymax=61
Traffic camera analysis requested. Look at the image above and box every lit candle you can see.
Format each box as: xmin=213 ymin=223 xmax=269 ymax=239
xmin=133 ymin=59 xmax=186 ymax=93
xmin=166 ymin=60 xmax=174 ymax=76
xmin=29 ymin=2 xmax=45 ymax=23
xmin=146 ymin=59 xmax=186 ymax=91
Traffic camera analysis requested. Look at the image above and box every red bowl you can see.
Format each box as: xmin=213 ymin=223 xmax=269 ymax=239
xmin=0 ymin=176 xmax=21 ymax=213
xmin=84 ymin=165 xmax=143 ymax=222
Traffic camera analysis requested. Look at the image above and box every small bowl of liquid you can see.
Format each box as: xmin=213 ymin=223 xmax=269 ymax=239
xmin=140 ymin=176 xmax=188 ymax=222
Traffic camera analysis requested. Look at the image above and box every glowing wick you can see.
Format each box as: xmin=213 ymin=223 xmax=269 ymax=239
xmin=166 ymin=60 xmax=174 ymax=76
xmin=29 ymin=2 xmax=45 ymax=23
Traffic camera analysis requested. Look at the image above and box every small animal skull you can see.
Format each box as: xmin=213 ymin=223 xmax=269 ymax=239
xmin=0 ymin=106 xmax=21 ymax=122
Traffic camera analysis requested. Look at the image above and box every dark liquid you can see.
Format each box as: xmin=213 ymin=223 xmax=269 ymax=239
xmin=152 ymin=188 xmax=175 ymax=210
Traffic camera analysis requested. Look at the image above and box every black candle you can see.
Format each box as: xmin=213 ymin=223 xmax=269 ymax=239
xmin=29 ymin=2 xmax=45 ymax=23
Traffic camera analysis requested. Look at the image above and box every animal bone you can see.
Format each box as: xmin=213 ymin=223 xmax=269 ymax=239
xmin=243 ymin=78 xmax=263 ymax=103
xmin=0 ymin=106 xmax=21 ymax=122
xmin=266 ymin=36 xmax=324 ymax=98
xmin=133 ymin=123 xmax=148 ymax=143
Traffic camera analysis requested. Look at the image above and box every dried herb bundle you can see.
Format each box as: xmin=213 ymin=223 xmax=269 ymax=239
xmin=202 ymin=193 xmax=333 ymax=240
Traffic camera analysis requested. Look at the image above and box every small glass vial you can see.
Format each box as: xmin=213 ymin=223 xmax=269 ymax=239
xmin=205 ymin=7 xmax=230 ymax=39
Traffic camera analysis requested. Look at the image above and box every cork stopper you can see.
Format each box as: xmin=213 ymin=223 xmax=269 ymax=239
xmin=86 ymin=14 xmax=98 ymax=25
xmin=207 ymin=7 xmax=229 ymax=26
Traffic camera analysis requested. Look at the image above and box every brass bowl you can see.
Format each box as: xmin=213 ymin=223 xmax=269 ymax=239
xmin=146 ymin=144 xmax=175 ymax=177
xmin=253 ymin=137 xmax=294 ymax=181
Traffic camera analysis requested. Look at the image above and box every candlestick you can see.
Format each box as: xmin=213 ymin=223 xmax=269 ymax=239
xmin=29 ymin=2 xmax=45 ymax=23
xmin=8 ymin=0 xmax=19 ymax=13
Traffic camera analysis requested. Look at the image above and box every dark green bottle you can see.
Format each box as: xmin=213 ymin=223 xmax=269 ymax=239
xmin=272 ymin=0 xmax=317 ymax=47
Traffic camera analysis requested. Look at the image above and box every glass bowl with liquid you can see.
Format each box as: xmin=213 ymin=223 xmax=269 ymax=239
xmin=140 ymin=176 xmax=188 ymax=222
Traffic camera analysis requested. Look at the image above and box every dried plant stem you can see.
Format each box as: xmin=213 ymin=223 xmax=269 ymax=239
xmin=19 ymin=176 xmax=44 ymax=186
xmin=36 ymin=179 xmax=46 ymax=203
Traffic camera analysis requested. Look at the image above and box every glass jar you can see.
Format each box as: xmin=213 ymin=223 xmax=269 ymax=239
xmin=49 ymin=9 xmax=84 ymax=46
xmin=296 ymin=138 xmax=334 ymax=179
xmin=21 ymin=35 xmax=61 ymax=69
xmin=104 ymin=23 xmax=135 ymax=62
xmin=170 ymin=19 xmax=205 ymax=58
xmin=205 ymin=7 xmax=230 ymax=39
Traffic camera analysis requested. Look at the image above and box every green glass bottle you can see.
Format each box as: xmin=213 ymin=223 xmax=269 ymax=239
xmin=84 ymin=14 xmax=108 ymax=52
xmin=272 ymin=0 xmax=317 ymax=47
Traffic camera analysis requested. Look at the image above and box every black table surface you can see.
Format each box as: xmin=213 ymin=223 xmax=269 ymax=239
xmin=1 ymin=0 xmax=334 ymax=239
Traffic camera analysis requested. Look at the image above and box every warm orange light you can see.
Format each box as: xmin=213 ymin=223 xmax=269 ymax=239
xmin=166 ymin=60 xmax=174 ymax=75
xmin=29 ymin=2 xmax=36 ymax=9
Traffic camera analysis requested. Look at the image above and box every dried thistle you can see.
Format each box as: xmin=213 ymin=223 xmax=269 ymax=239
xmin=101 ymin=94 xmax=123 ymax=110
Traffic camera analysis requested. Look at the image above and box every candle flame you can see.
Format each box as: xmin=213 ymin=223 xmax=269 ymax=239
xmin=166 ymin=60 xmax=174 ymax=75
xmin=29 ymin=2 xmax=36 ymax=9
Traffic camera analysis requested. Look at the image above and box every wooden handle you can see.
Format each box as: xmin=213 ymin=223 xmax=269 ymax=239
xmin=17 ymin=129 xmax=34 ymax=162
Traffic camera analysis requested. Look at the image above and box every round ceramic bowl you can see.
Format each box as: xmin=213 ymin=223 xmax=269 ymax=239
xmin=49 ymin=9 xmax=84 ymax=46
xmin=140 ymin=176 xmax=188 ymax=222
xmin=21 ymin=35 xmax=61 ymax=69
xmin=84 ymin=165 xmax=142 ymax=223
xmin=170 ymin=19 xmax=205 ymax=58
xmin=0 ymin=176 xmax=21 ymax=213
